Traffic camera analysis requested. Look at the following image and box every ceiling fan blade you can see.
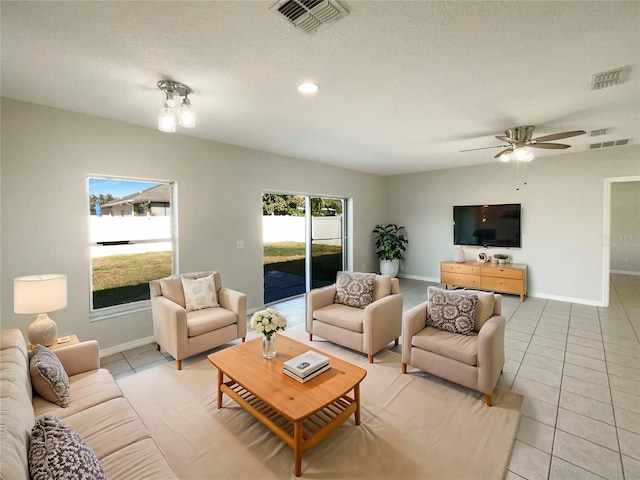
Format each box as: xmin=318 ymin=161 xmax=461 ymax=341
xmin=495 ymin=135 xmax=518 ymax=144
xmin=529 ymin=142 xmax=570 ymax=149
xmin=531 ymin=130 xmax=586 ymax=142
xmin=494 ymin=148 xmax=512 ymax=159
xmin=459 ymin=144 xmax=509 ymax=153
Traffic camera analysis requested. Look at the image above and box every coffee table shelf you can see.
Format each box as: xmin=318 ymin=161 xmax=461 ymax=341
xmin=223 ymin=379 xmax=358 ymax=450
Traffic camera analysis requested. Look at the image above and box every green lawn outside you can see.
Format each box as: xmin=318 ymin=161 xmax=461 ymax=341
xmin=263 ymin=241 xmax=341 ymax=264
xmin=92 ymin=242 xmax=341 ymax=308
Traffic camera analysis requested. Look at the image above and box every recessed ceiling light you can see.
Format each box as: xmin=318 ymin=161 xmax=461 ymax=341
xmin=297 ymin=82 xmax=319 ymax=94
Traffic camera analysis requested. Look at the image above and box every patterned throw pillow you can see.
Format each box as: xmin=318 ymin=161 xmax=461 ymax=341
xmin=30 ymin=344 xmax=69 ymax=407
xmin=334 ymin=272 xmax=377 ymax=309
xmin=181 ymin=274 xmax=218 ymax=312
xmin=427 ymin=286 xmax=478 ymax=335
xmin=29 ymin=415 xmax=108 ymax=480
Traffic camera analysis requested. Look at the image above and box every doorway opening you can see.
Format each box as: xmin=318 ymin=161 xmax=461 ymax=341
xmin=262 ymin=194 xmax=346 ymax=304
xmin=602 ymin=175 xmax=640 ymax=307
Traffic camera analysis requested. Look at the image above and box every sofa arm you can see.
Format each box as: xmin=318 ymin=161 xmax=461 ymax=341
xmin=151 ymin=296 xmax=188 ymax=359
xmin=401 ymin=301 xmax=428 ymax=364
xmin=306 ymin=285 xmax=336 ymax=333
xmin=477 ymin=315 xmax=506 ymax=395
xmin=53 ymin=341 xmax=100 ymax=377
xmin=218 ymin=287 xmax=247 ymax=338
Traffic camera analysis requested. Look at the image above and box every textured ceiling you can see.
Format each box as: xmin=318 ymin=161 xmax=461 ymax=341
xmin=2 ymin=1 xmax=639 ymax=175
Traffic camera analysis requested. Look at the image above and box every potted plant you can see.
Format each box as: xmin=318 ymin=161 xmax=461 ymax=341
xmin=493 ymin=253 xmax=509 ymax=264
xmin=372 ymin=224 xmax=409 ymax=277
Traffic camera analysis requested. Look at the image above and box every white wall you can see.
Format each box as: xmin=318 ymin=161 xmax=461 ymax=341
xmin=384 ymin=145 xmax=640 ymax=305
xmin=1 ymin=99 xmax=384 ymax=349
xmin=263 ymin=215 xmax=343 ymax=246
xmin=610 ymin=181 xmax=640 ymax=273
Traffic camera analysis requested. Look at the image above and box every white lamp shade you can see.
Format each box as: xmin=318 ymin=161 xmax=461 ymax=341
xmin=14 ymin=274 xmax=67 ymax=314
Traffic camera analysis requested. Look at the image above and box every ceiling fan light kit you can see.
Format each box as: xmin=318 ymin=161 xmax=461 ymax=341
xmin=462 ymin=125 xmax=586 ymax=164
xmin=157 ymin=80 xmax=195 ymax=132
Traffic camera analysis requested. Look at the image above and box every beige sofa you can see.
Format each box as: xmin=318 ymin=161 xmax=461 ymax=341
xmin=402 ymin=289 xmax=505 ymax=406
xmin=306 ymin=273 xmax=403 ymax=363
xmin=150 ymin=271 xmax=247 ymax=370
xmin=0 ymin=329 xmax=177 ymax=479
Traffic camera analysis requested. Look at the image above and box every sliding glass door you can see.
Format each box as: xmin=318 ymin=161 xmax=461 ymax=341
xmin=262 ymin=194 xmax=346 ymax=304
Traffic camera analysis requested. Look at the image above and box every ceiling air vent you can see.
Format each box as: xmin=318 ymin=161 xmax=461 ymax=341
xmin=589 ymin=139 xmax=630 ymax=149
xmin=591 ymin=66 xmax=629 ymax=90
xmin=271 ymin=0 xmax=348 ymax=34
xmin=589 ymin=128 xmax=608 ymax=137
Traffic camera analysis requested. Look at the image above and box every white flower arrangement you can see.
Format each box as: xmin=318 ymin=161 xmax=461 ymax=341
xmin=250 ymin=308 xmax=286 ymax=339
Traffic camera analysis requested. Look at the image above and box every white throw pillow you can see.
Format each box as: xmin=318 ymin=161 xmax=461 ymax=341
xmin=181 ymin=274 xmax=218 ymax=312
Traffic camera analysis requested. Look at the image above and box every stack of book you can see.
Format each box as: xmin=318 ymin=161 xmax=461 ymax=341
xmin=283 ymin=350 xmax=330 ymax=383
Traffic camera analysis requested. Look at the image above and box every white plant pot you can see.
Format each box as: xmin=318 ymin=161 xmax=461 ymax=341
xmin=380 ymin=259 xmax=400 ymax=278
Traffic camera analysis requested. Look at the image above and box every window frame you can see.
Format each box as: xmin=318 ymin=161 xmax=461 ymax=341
xmin=88 ymin=175 xmax=178 ymax=321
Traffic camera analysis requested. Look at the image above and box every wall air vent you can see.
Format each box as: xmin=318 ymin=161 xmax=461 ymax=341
xmin=591 ymin=66 xmax=629 ymax=90
xmin=589 ymin=139 xmax=630 ymax=149
xmin=271 ymin=0 xmax=348 ymax=34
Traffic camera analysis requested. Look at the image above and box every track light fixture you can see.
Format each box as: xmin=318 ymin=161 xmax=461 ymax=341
xmin=157 ymin=80 xmax=195 ymax=132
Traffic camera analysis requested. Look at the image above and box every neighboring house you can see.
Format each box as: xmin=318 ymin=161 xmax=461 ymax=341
xmin=100 ymin=184 xmax=171 ymax=217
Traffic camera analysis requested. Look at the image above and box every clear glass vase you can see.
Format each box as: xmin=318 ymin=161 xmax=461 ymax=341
xmin=262 ymin=335 xmax=276 ymax=359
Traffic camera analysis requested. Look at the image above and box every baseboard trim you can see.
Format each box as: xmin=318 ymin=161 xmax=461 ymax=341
xmin=611 ymin=269 xmax=640 ymax=276
xmin=528 ymin=292 xmax=604 ymax=307
xmin=99 ymin=335 xmax=155 ymax=358
xmin=398 ymin=273 xmax=440 ymax=283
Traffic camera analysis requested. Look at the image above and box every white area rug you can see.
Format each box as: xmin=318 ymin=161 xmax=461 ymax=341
xmin=118 ymin=328 xmax=523 ymax=479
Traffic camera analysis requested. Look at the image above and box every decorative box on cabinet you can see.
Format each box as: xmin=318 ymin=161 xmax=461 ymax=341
xmin=440 ymin=261 xmax=527 ymax=302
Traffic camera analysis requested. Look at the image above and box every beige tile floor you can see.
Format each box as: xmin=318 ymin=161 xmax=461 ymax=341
xmin=102 ymin=275 xmax=640 ymax=480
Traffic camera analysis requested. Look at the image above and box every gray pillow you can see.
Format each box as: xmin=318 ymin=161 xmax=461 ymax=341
xmin=334 ymin=272 xmax=376 ymax=309
xmin=30 ymin=344 xmax=69 ymax=407
xmin=29 ymin=415 xmax=108 ymax=480
xmin=427 ymin=286 xmax=478 ymax=335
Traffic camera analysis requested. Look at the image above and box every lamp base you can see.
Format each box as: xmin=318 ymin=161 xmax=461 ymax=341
xmin=28 ymin=313 xmax=58 ymax=347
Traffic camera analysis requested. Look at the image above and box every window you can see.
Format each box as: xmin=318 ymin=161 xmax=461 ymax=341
xmin=88 ymin=177 xmax=176 ymax=315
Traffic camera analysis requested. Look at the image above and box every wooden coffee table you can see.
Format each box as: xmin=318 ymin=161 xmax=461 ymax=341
xmin=208 ymin=335 xmax=366 ymax=476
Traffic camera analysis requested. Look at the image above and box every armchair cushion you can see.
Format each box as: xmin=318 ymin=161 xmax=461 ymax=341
xmin=313 ymin=304 xmax=365 ymax=333
xmin=334 ymin=272 xmax=376 ymax=308
xmin=30 ymin=345 xmax=69 ymax=407
xmin=412 ymin=327 xmax=478 ymax=366
xmin=160 ymin=276 xmax=186 ymax=308
xmin=427 ymin=287 xmax=477 ymax=335
xmin=186 ymin=307 xmax=238 ymax=337
xmin=181 ymin=274 xmax=218 ymax=312
xmin=372 ymin=275 xmax=392 ymax=301
xmin=465 ymin=289 xmax=496 ymax=331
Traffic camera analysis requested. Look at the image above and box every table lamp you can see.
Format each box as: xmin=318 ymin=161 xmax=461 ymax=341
xmin=14 ymin=274 xmax=67 ymax=347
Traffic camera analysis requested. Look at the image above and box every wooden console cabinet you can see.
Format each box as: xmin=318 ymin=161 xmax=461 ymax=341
xmin=440 ymin=261 xmax=527 ymax=302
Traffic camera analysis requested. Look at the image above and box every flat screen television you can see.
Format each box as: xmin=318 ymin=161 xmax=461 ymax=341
xmin=453 ymin=204 xmax=521 ymax=248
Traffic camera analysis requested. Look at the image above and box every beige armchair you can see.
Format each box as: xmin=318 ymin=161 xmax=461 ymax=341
xmin=402 ymin=288 xmax=505 ymax=406
xmin=306 ymin=272 xmax=403 ymax=363
xmin=150 ymin=271 xmax=246 ymax=370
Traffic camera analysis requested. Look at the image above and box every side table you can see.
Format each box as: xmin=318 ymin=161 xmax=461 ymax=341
xmin=28 ymin=334 xmax=79 ymax=351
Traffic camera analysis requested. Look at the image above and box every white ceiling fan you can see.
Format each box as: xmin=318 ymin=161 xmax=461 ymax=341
xmin=461 ymin=126 xmax=586 ymax=162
